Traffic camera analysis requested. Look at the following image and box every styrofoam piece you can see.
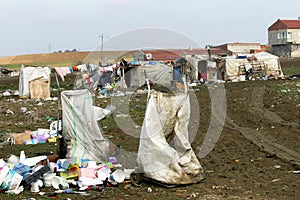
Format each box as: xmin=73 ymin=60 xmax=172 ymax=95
xmin=7 ymin=155 xmax=19 ymax=164
xmin=21 ymin=155 xmax=47 ymax=167
xmin=0 ymin=165 xmax=10 ymax=186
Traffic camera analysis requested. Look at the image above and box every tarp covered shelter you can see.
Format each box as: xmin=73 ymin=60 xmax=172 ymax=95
xmin=252 ymin=52 xmax=283 ymax=76
xmin=137 ymin=91 xmax=205 ymax=185
xmin=223 ymin=52 xmax=283 ymax=81
xmin=61 ymin=89 xmax=110 ymax=161
xmin=19 ymin=65 xmax=51 ymax=98
xmin=197 ymin=60 xmax=218 ymax=82
xmin=184 ymin=56 xmax=218 ymax=82
xmin=124 ymin=63 xmax=173 ymax=88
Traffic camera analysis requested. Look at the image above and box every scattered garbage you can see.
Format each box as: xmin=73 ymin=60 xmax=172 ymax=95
xmin=10 ymin=126 xmax=59 ymax=145
xmin=273 ymin=165 xmax=281 ymax=169
xmin=5 ymin=109 xmax=14 ymax=115
xmin=147 ymin=187 xmax=152 ymax=193
xmin=20 ymin=107 xmax=27 ymax=113
xmin=2 ymin=91 xmax=11 ymax=96
xmin=51 ymin=176 xmax=69 ymax=189
xmin=0 ymin=149 xmax=135 ymax=196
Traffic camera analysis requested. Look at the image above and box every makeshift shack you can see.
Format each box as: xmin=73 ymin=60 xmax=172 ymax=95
xmin=198 ymin=60 xmax=218 ymax=82
xmin=18 ymin=65 xmax=51 ymax=99
xmin=124 ymin=62 xmax=173 ymax=88
xmin=223 ymin=52 xmax=283 ymax=81
xmin=183 ymin=56 xmax=219 ymax=83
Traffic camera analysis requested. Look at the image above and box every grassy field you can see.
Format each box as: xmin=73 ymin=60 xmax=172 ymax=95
xmin=2 ymin=61 xmax=83 ymax=70
xmin=0 ymin=51 xmax=128 ymax=70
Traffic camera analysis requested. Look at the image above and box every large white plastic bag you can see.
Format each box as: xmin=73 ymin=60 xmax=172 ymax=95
xmin=137 ymin=92 xmax=204 ymax=185
xmin=61 ymin=89 xmax=110 ymax=162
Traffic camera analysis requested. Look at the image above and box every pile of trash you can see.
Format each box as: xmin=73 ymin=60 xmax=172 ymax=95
xmin=10 ymin=121 xmax=60 ymax=145
xmin=0 ymin=150 xmax=134 ymax=195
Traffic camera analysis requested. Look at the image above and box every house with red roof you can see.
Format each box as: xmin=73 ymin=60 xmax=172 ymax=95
xmin=131 ymin=48 xmax=226 ymax=62
xmin=268 ymin=17 xmax=300 ymax=57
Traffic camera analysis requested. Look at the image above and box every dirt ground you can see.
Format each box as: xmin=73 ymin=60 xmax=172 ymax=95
xmin=0 ymin=74 xmax=299 ymax=200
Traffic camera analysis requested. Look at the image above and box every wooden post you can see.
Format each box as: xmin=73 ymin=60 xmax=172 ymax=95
xmin=122 ymin=67 xmax=125 ymax=88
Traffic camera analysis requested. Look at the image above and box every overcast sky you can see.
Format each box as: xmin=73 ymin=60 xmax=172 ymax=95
xmin=0 ymin=0 xmax=300 ymax=57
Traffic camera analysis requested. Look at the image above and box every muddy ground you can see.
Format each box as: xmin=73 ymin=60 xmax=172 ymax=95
xmin=0 ymin=73 xmax=299 ymax=200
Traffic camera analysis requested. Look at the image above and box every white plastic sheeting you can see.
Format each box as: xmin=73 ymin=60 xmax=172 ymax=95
xmin=252 ymin=52 xmax=283 ymax=76
xmin=126 ymin=63 xmax=173 ymax=88
xmin=137 ymin=92 xmax=205 ymax=185
xmin=18 ymin=65 xmax=51 ymax=97
xmin=61 ymin=89 xmax=110 ymax=162
xmin=93 ymin=106 xmax=113 ymax=121
xmin=224 ymin=52 xmax=283 ymax=80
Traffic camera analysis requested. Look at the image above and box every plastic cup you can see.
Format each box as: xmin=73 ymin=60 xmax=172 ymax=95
xmin=110 ymin=169 xmax=125 ymax=183
xmin=31 ymin=181 xmax=40 ymax=192
xmin=51 ymin=176 xmax=69 ymax=189
xmin=96 ymin=165 xmax=110 ymax=180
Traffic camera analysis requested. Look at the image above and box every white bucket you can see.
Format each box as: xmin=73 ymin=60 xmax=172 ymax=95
xmin=110 ymin=169 xmax=125 ymax=183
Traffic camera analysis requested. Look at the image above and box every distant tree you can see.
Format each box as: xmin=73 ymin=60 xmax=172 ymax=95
xmin=72 ymin=48 xmax=77 ymax=52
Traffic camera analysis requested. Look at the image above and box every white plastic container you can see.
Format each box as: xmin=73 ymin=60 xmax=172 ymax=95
xmin=51 ymin=176 xmax=69 ymax=189
xmin=43 ymin=173 xmax=56 ymax=187
xmin=110 ymin=169 xmax=125 ymax=183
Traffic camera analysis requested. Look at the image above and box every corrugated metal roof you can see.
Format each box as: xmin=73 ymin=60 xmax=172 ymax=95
xmin=268 ymin=19 xmax=300 ymax=31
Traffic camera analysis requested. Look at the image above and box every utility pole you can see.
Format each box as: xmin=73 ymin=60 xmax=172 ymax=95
xmin=100 ymin=33 xmax=104 ymax=62
xmin=48 ymin=44 xmax=51 ymax=53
